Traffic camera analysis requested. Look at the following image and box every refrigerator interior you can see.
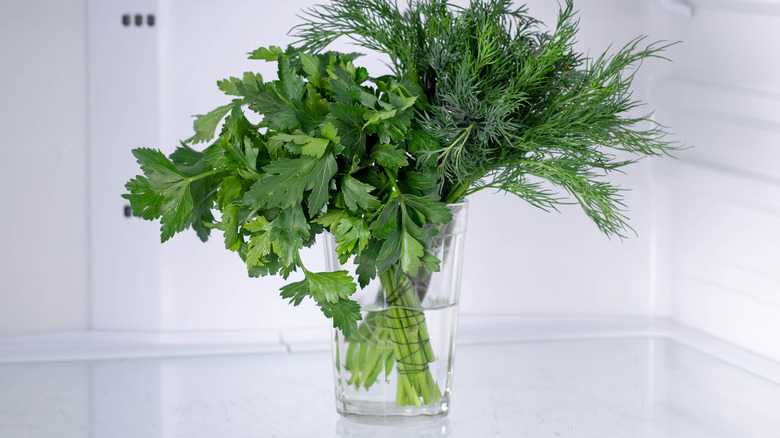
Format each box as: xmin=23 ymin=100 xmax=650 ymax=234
xmin=0 ymin=0 xmax=779 ymax=436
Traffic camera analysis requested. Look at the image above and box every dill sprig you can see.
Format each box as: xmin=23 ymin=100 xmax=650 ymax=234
xmin=294 ymin=0 xmax=679 ymax=237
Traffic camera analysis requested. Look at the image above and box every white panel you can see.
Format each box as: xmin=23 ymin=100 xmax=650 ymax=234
xmin=647 ymin=3 xmax=780 ymax=360
xmin=649 ymin=7 xmax=780 ymax=94
xmin=661 ymin=166 xmax=780 ymax=361
xmin=0 ymin=0 xmax=89 ymax=334
xmin=88 ymin=0 xmax=164 ymax=330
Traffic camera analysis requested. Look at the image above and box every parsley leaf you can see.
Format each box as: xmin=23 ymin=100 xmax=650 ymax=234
xmin=305 ymin=153 xmax=338 ymax=216
xmin=329 ymin=103 xmax=366 ymax=158
xmin=306 ymin=270 xmax=357 ymax=303
xmin=244 ymin=216 xmax=272 ymax=268
xmin=318 ymin=298 xmax=361 ymax=338
xmin=400 ymin=229 xmax=426 ymax=276
xmin=369 ymin=198 xmax=400 ymax=239
xmin=248 ymin=45 xmax=284 ymax=61
xmin=123 ymin=148 xmax=194 ymax=243
xmin=243 ymin=156 xmax=318 ymax=208
xmin=399 ymin=193 xmax=453 ymax=225
xmin=191 ymin=103 xmax=234 ymax=144
xmin=334 ymin=217 xmax=371 ymax=262
xmin=371 ymin=143 xmax=408 ymax=168
xmin=341 ymin=175 xmax=380 ymax=211
xmin=279 ymin=270 xmax=361 ymax=337
xmin=269 ymin=205 xmax=310 ymax=266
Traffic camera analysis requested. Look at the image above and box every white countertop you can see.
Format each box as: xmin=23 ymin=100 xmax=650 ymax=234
xmin=1 ymin=319 xmax=779 ymax=437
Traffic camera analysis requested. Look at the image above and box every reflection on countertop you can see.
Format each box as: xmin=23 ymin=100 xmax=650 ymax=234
xmin=1 ymin=337 xmax=779 ymax=437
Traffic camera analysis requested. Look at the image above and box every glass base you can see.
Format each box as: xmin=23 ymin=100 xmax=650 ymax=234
xmin=336 ymin=396 xmax=451 ymax=425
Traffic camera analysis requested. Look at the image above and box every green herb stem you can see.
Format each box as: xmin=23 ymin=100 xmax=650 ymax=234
xmin=187 ymin=168 xmax=223 ymax=183
xmin=379 ymin=269 xmax=442 ymax=407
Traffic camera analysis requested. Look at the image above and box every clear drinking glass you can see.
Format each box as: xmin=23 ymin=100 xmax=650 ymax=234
xmin=324 ymin=201 xmax=468 ymax=425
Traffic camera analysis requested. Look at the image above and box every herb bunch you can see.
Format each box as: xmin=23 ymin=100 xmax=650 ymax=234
xmin=123 ymin=0 xmax=679 ymax=405
xmin=124 ymin=48 xmax=452 ymax=337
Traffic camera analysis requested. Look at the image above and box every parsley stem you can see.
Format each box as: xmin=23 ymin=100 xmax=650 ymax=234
xmin=383 ymin=167 xmax=402 ymax=194
xmin=379 ymin=268 xmax=442 ymax=407
xmin=186 ymin=168 xmax=224 ymax=183
xmin=443 ymin=182 xmax=470 ymax=204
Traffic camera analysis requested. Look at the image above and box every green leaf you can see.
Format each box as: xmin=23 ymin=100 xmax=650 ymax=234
xmin=305 ymin=153 xmax=338 ymax=216
xmin=216 ymin=175 xmax=243 ymax=210
xmin=169 ymin=144 xmax=203 ymax=168
xmin=299 ymin=52 xmax=322 ymax=86
xmin=191 ymin=103 xmax=233 ymax=144
xmin=249 ymin=45 xmax=284 ymax=61
xmin=377 ymin=228 xmax=402 ymax=273
xmin=220 ymin=203 xmax=241 ymax=250
xmin=124 ymin=148 xmax=193 ymax=242
xmin=272 ymin=133 xmax=329 ymax=158
xmin=279 ymin=279 xmax=308 ymax=306
xmin=315 ymin=209 xmax=348 ymax=231
xmin=269 ymin=205 xmax=310 ymax=266
xmin=305 ymin=270 xmax=357 ymax=303
xmin=320 ymin=122 xmax=340 ymax=144
xmin=342 ymin=175 xmax=380 ymax=212
xmin=388 ymin=88 xmax=417 ymax=111
xmin=189 ymin=178 xmax=215 ymax=242
xmin=245 ymin=224 xmax=272 ymax=268
xmin=250 ymin=252 xmax=297 ymax=279
xmin=329 ymin=103 xmax=366 ymax=158
xmin=217 ymin=78 xmax=240 ymax=96
xmin=131 ymin=148 xmax=184 ymax=181
xmin=278 ymin=57 xmax=306 ymax=102
xmin=268 ymin=106 xmax=300 ymax=131
xmin=278 ymin=272 xmax=361 ymax=336
xmin=123 ymin=176 xmax=164 ymax=220
xmin=400 ymin=229 xmax=425 ymax=276
xmin=272 ymin=132 xmax=309 ymax=143
xmin=235 ymin=80 xmax=300 ymax=132
xmin=236 ymin=77 xmax=282 ymax=113
xmin=354 ymin=239 xmax=383 ymax=287
xmin=421 ymin=251 xmax=441 ymax=272
xmin=362 ymin=108 xmax=397 ymax=127
xmin=371 ymin=143 xmax=408 ymax=168
xmin=334 ymin=217 xmax=370 ymax=260
xmin=305 ymin=84 xmax=330 ymax=115
xmin=218 ymin=73 xmax=263 ymax=96
xmin=301 ymin=137 xmax=329 ymax=158
xmin=398 ymin=170 xmax=438 ymax=195
xmin=218 ymin=131 xmax=263 ymax=180
xmin=243 ymin=156 xmax=318 ymax=208
xmin=244 ymin=216 xmax=272 ymax=233
xmin=400 ymin=194 xmax=453 ymax=225
xmin=319 ymin=298 xmax=361 ymax=338
xmin=245 ymin=235 xmax=270 ymax=268
xmin=369 ymin=198 xmax=399 ymax=239
xmin=160 ymin=184 xmax=196 ymax=242
xmin=329 ymin=69 xmax=362 ymax=104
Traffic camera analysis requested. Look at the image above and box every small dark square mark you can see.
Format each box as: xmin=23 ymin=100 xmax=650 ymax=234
xmin=122 ymin=14 xmax=131 ymax=26
xmin=124 ymin=205 xmax=133 ymax=218
xmin=147 ymin=14 xmax=155 ymax=27
xmin=134 ymin=14 xmax=143 ymax=27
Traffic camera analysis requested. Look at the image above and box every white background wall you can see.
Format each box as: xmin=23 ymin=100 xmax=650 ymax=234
xmin=648 ymin=3 xmax=780 ymax=361
xmin=0 ymin=0 xmax=89 ymax=334
xmin=2 ymin=0 xmax=779 ymax=362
